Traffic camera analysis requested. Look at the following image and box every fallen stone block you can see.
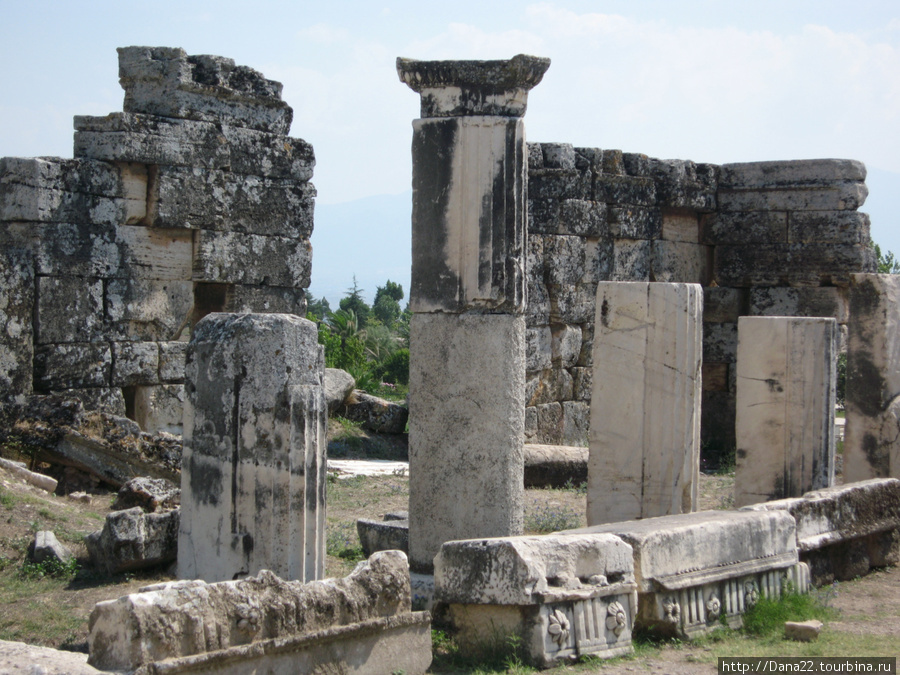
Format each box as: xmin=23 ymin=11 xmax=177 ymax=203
xmin=324 ymin=368 xmax=355 ymax=415
xmin=85 ymin=506 xmax=179 ymax=575
xmin=785 ymin=619 xmax=822 ymax=642
xmin=435 ymin=533 xmax=636 ymax=667
xmin=0 ymin=639 xmax=101 ymax=675
xmin=742 ymin=479 xmax=900 ymax=585
xmin=342 ymin=391 xmax=408 ymax=434
xmin=565 ymin=510 xmax=809 ymax=638
xmin=113 ymin=476 xmax=180 ymax=512
xmin=27 ymin=531 xmax=74 ymax=566
xmin=0 ymin=457 xmax=57 ymax=492
xmin=524 ymin=443 xmax=587 ymax=488
xmin=357 ymin=513 xmax=410 ymax=557
xmin=88 ymin=550 xmax=431 ymax=674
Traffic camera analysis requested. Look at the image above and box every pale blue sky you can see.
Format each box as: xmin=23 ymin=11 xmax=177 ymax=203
xmin=2 ymin=1 xmax=899 ymax=302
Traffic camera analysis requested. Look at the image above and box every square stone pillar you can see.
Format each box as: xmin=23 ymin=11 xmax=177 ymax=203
xmin=587 ymin=282 xmax=702 ymax=525
xmin=734 ymin=317 xmax=836 ymax=507
xmin=844 ymin=274 xmax=900 ymax=482
xmin=399 ymin=55 xmax=549 ymax=573
xmin=179 ymin=313 xmax=326 ymax=583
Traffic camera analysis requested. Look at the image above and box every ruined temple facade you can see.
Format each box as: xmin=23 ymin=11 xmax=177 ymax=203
xmin=0 ymin=48 xmax=875 ymax=453
xmin=0 ymin=47 xmax=315 ymax=435
xmin=524 ymin=144 xmax=872 ymax=452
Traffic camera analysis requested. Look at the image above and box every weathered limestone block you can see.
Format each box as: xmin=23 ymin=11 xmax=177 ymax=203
xmin=408 ymin=313 xmax=525 ymax=572
xmin=742 ymin=479 xmax=900 ymax=585
xmin=611 ymin=239 xmax=651 ymax=281
xmin=549 ymin=283 xmax=595 ymax=324
xmin=718 ymin=184 xmax=867 ymax=214
xmin=735 ymin=317 xmax=836 ymax=507
xmin=529 ymin=169 xmax=591 ymax=200
xmin=118 ymin=47 xmax=293 ymax=134
xmin=844 ymin=274 xmax=900 ymax=481
xmin=357 ymin=514 xmax=410 ymax=558
xmin=651 ymin=240 xmax=710 ymax=284
xmin=595 ymin=175 xmax=656 ymax=207
xmin=113 ymin=477 xmax=181 ymax=512
xmin=703 ymin=321 xmax=738 ymax=363
xmin=179 ymin=313 xmax=326 ymax=583
xmin=342 ymin=391 xmax=408 ymax=434
xmin=0 ymin=157 xmax=144 ymax=225
xmin=572 ymin=367 xmax=592 ymax=400
xmin=588 ymin=282 xmax=701 ymax=524
xmin=85 ymin=506 xmax=179 ymax=575
xmin=132 ymin=384 xmax=185 ymax=436
xmin=324 ymin=368 xmax=355 ymax=414
xmin=50 ymin=387 xmax=126 ymax=417
xmin=788 ymin=211 xmax=870 ymax=245
xmin=607 ymin=206 xmax=662 ymax=240
xmin=543 ymin=235 xmax=586 ymax=287
xmin=33 ymin=343 xmax=112 ymax=391
xmin=116 ymin=225 xmax=194 ymax=280
xmin=560 ymin=199 xmax=608 ymax=237
xmin=2 ymin=221 xmax=121 ymax=278
xmin=74 ymin=113 xmax=315 ymax=180
xmin=193 ymin=230 xmax=312 ymax=287
xmin=28 ymin=531 xmax=74 ymax=566
xmin=525 ymin=402 xmax=564 ymax=446
xmin=112 ymin=341 xmax=160 ymax=387
xmin=526 ymin=326 xmax=553 ymax=372
xmin=566 ymin=510 xmax=808 ymax=638
xmin=552 ymin=324 xmax=582 ymax=368
xmin=703 ymin=287 xmax=745 ymax=323
xmin=661 ymin=211 xmax=700 ymax=243
xmin=719 ymin=159 xmax=867 ymax=189
xmin=584 ymin=237 xmax=614 ymax=284
xmin=225 ymin=284 xmax=308 ymax=317
xmin=35 ymin=276 xmax=104 ymax=344
xmin=158 ymin=341 xmax=187 ymax=382
xmin=150 ymin=165 xmax=315 ymax=238
xmin=107 ymin=278 xmax=193 ymax=341
xmin=748 ymin=287 xmax=849 ymax=323
xmin=703 ymin=211 xmax=788 ymax=245
xmin=562 ymin=400 xmax=590 ymax=447
xmin=435 ymin=534 xmax=636 ymax=667
xmin=408 ymin=115 xmax=527 ymax=313
xmin=715 ymin=243 xmax=876 ymax=287
xmin=89 ymin=550 xmax=431 ymax=674
xmin=397 ymin=53 xmax=550 ymax=118
xmin=0 ymin=246 xmax=34 ymax=398
xmin=523 ymin=443 xmax=588 ymax=488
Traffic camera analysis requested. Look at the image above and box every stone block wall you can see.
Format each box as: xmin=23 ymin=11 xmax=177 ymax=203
xmin=526 ymin=143 xmax=874 ymax=452
xmin=0 ymin=47 xmax=315 ymax=435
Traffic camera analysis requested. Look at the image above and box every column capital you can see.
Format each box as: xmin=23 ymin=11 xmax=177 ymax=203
xmin=397 ymin=54 xmax=550 ymax=117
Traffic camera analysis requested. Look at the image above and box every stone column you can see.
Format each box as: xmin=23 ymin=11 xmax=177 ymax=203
xmin=587 ymin=282 xmax=702 ymax=525
xmin=178 ymin=313 xmax=326 ymax=583
xmin=398 ymin=54 xmax=550 ymax=573
xmin=734 ymin=317 xmax=836 ymax=507
xmin=844 ymin=273 xmax=900 ymax=482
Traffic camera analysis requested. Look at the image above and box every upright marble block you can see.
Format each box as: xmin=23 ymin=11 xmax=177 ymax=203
xmin=410 ymin=115 xmax=526 ymax=313
xmin=400 ymin=55 xmax=548 ymax=573
xmin=844 ymin=274 xmax=900 ymax=482
xmin=734 ymin=317 xmax=836 ymax=507
xmin=408 ymin=313 xmax=525 ymax=572
xmin=179 ymin=313 xmax=326 ymax=583
xmin=587 ymin=282 xmax=702 ymax=525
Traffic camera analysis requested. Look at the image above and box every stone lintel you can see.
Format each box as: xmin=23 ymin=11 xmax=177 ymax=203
xmin=397 ymin=54 xmax=550 ymax=117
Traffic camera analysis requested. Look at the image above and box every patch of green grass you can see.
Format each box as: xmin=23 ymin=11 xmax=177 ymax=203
xmin=524 ymin=503 xmax=581 ymax=534
xmin=19 ymin=556 xmax=79 ymax=581
xmin=0 ymin=488 xmax=16 ymax=508
xmin=325 ymin=521 xmax=364 ymax=563
xmin=430 ymin=629 xmax=534 ymax=674
xmin=741 ymin=591 xmax=834 ymax=637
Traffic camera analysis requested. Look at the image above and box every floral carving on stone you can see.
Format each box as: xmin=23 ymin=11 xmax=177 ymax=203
xmin=662 ymin=597 xmax=681 ymax=624
xmin=706 ymin=594 xmax=721 ymax=622
xmin=744 ymin=581 xmax=760 ymax=608
xmin=547 ymin=608 xmax=570 ymax=647
xmin=606 ymin=601 xmax=628 ymax=636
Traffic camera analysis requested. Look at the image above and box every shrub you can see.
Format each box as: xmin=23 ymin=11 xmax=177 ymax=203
xmin=378 ymin=348 xmax=409 ymax=385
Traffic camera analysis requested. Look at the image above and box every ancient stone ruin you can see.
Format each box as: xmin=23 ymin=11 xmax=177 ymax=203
xmin=1 ymin=45 xmax=899 ymax=672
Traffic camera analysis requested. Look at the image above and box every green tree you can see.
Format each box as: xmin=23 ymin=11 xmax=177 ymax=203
xmin=874 ymin=243 xmax=900 ymax=274
xmin=372 ymin=280 xmax=404 ymax=327
xmin=339 ymin=276 xmax=370 ymax=327
xmin=305 ymin=291 xmax=331 ymax=321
